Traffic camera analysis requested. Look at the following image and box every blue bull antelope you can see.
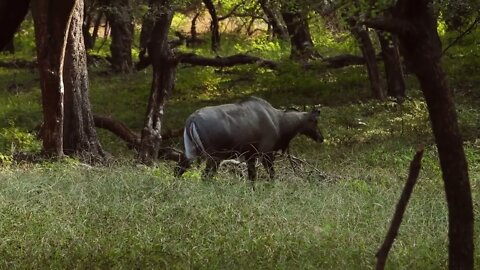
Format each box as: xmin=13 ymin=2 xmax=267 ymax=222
xmin=174 ymin=96 xmax=324 ymax=181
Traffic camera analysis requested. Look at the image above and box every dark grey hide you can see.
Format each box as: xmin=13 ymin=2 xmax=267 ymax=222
xmin=175 ymin=96 xmax=324 ymax=181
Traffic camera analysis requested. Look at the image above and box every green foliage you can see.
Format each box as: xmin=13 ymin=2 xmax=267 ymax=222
xmin=0 ymin=125 xmax=41 ymax=155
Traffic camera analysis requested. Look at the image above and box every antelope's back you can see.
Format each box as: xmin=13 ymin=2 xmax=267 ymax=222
xmin=187 ymin=98 xmax=280 ymax=154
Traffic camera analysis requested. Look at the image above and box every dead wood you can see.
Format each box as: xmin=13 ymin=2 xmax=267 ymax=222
xmin=92 ymin=114 xmax=183 ymax=162
xmin=375 ymin=148 xmax=424 ymax=270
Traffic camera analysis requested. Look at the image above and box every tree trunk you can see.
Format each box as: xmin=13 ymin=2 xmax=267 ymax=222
xmin=31 ymin=0 xmax=76 ymax=157
xmin=91 ymin=12 xmax=103 ymax=45
xmin=104 ymin=0 xmax=133 ymax=73
xmin=139 ymin=0 xmax=177 ymax=164
xmin=258 ymin=0 xmax=288 ymax=40
xmin=82 ymin=0 xmax=94 ymax=50
xmin=1 ymin=40 xmax=15 ymax=54
xmin=0 ymin=0 xmax=30 ymax=50
xmin=137 ymin=1 xmax=155 ymax=69
xmin=350 ymin=21 xmax=384 ymax=100
xmin=63 ymin=0 xmax=105 ymax=162
xmin=202 ymin=0 xmax=220 ymax=53
xmin=377 ymin=31 xmax=405 ymax=100
xmin=281 ymin=9 xmax=318 ymax=60
xmin=366 ymin=1 xmax=474 ymax=268
xmin=189 ymin=12 xmax=201 ymax=46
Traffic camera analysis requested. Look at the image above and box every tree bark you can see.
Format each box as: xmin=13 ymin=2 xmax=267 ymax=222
xmin=82 ymin=0 xmax=94 ymax=50
xmin=366 ymin=1 xmax=474 ymax=268
xmin=139 ymin=0 xmax=177 ymax=164
xmin=138 ymin=1 xmax=155 ymax=69
xmin=281 ymin=6 xmax=318 ymax=60
xmin=63 ymin=0 xmax=105 ymax=162
xmin=258 ymin=0 xmax=288 ymax=40
xmin=104 ymin=0 xmax=134 ymax=73
xmin=31 ymin=0 xmax=76 ymax=157
xmin=202 ymin=0 xmax=220 ymax=52
xmin=0 ymin=0 xmax=30 ymax=50
xmin=377 ymin=31 xmax=405 ymax=100
xmin=91 ymin=11 xmax=103 ymax=45
xmin=349 ymin=21 xmax=385 ymax=100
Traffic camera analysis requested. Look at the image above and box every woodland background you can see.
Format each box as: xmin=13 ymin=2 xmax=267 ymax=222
xmin=0 ymin=0 xmax=479 ymax=268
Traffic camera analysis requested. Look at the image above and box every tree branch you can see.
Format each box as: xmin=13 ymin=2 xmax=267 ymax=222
xmin=177 ymin=53 xmax=278 ymax=69
xmin=441 ymin=15 xmax=480 ymax=57
xmin=321 ymin=54 xmax=366 ymax=68
xmin=93 ymin=115 xmax=140 ymax=150
xmin=93 ymin=114 xmax=184 ymax=162
xmin=375 ymin=148 xmax=424 ymax=270
xmin=218 ymin=3 xmax=242 ymax=21
xmin=364 ymin=17 xmax=412 ymax=36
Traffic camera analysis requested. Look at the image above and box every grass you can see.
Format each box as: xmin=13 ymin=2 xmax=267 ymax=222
xmin=1 ymin=150 xmax=477 ymax=269
xmin=0 ymin=17 xmax=480 ymax=269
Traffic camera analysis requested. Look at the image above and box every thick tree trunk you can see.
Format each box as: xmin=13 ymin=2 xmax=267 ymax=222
xmin=105 ymin=0 xmax=133 ymax=73
xmin=350 ymin=22 xmax=384 ymax=100
xmin=31 ymin=0 xmax=76 ymax=157
xmin=0 ymin=0 xmax=30 ymax=50
xmin=258 ymin=0 xmax=288 ymax=40
xmin=281 ymin=10 xmax=318 ymax=60
xmin=63 ymin=0 xmax=105 ymax=162
xmin=366 ymin=1 xmax=473 ymax=268
xmin=202 ymin=0 xmax=220 ymax=52
xmin=139 ymin=1 xmax=176 ymax=164
xmin=377 ymin=31 xmax=405 ymax=100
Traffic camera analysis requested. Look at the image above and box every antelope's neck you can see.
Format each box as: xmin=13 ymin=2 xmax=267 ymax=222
xmin=279 ymin=112 xmax=305 ymax=142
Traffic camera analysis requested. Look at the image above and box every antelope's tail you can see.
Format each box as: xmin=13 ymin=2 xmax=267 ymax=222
xmin=184 ymin=121 xmax=206 ymax=160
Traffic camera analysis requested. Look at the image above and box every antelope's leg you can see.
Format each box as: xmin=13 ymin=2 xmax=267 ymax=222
xmin=174 ymin=158 xmax=192 ymax=177
xmin=247 ymin=158 xmax=257 ymax=182
xmin=261 ymin=153 xmax=275 ymax=180
xmin=202 ymin=158 xmax=219 ymax=180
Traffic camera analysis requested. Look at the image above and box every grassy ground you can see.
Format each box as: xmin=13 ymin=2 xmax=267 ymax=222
xmin=0 ymin=20 xmax=479 ymax=268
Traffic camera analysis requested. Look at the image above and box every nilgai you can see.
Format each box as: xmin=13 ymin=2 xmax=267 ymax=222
xmin=175 ymin=96 xmax=324 ymax=181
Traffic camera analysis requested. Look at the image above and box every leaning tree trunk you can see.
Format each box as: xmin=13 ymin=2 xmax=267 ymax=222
xmin=258 ymin=0 xmax=288 ymax=40
xmin=349 ymin=21 xmax=385 ymax=100
xmin=281 ymin=10 xmax=318 ymax=60
xmin=31 ymin=0 xmax=76 ymax=157
xmin=63 ymin=0 xmax=105 ymax=162
xmin=139 ymin=0 xmax=177 ymax=164
xmin=0 ymin=0 xmax=30 ymax=50
xmin=105 ymin=0 xmax=134 ymax=73
xmin=366 ymin=0 xmax=473 ymax=268
xmin=202 ymin=0 xmax=220 ymax=53
xmin=377 ymin=31 xmax=405 ymax=100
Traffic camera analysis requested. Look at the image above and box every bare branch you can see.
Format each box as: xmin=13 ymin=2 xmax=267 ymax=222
xmin=93 ymin=114 xmax=184 ymax=162
xmin=364 ymin=17 xmax=412 ymax=36
xmin=93 ymin=115 xmax=140 ymax=150
xmin=322 ymin=54 xmax=366 ymax=68
xmin=376 ymin=148 xmax=424 ymax=270
xmin=218 ymin=3 xmax=242 ymax=21
xmin=441 ymin=15 xmax=480 ymax=57
xmin=177 ymin=53 xmax=278 ymax=69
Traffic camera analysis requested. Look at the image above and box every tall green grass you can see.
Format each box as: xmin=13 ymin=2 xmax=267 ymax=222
xmin=0 ymin=148 xmax=478 ymax=269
